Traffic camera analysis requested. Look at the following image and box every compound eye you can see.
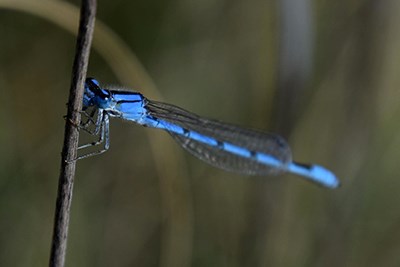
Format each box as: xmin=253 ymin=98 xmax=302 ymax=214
xmin=84 ymin=77 xmax=111 ymax=101
xmin=86 ymin=77 xmax=100 ymax=89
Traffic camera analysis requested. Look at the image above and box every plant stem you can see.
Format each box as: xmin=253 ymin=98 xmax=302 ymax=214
xmin=49 ymin=1 xmax=97 ymax=266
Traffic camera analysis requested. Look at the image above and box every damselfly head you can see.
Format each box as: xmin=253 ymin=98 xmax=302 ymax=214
xmin=83 ymin=78 xmax=111 ymax=109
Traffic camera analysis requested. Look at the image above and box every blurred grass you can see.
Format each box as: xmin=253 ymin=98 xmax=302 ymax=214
xmin=1 ymin=0 xmax=400 ymax=266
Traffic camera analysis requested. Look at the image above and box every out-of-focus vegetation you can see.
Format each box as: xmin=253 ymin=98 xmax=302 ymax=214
xmin=1 ymin=0 xmax=400 ymax=266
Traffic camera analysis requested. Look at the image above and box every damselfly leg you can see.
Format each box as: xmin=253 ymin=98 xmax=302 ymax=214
xmin=77 ymin=109 xmax=110 ymax=160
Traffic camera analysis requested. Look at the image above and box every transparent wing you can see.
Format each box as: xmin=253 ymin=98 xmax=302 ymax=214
xmin=146 ymin=100 xmax=292 ymax=175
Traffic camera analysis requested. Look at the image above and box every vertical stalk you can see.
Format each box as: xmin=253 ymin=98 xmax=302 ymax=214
xmin=49 ymin=1 xmax=97 ymax=266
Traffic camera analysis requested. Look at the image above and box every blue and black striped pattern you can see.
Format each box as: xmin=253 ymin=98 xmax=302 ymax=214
xmin=80 ymin=78 xmax=340 ymax=188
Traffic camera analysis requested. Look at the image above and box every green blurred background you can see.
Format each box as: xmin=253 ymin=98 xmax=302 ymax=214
xmin=1 ymin=0 xmax=400 ymax=266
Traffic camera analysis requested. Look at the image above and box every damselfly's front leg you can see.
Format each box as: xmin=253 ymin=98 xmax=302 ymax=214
xmin=76 ymin=110 xmax=111 ymax=160
xmin=79 ymin=108 xmax=102 ymax=135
